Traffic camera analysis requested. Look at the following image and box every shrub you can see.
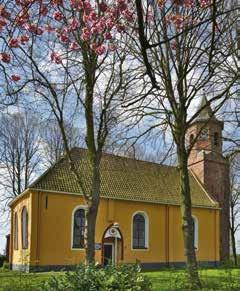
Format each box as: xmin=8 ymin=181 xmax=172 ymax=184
xmin=0 ymin=255 xmax=7 ymax=267
xmin=39 ymin=264 xmax=152 ymax=291
xmin=2 ymin=261 xmax=10 ymax=271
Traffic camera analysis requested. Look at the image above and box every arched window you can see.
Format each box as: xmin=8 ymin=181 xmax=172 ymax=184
xmin=192 ymin=216 xmax=198 ymax=250
xmin=14 ymin=213 xmax=18 ymax=250
xmin=72 ymin=208 xmax=85 ymax=249
xmin=199 ymin=128 xmax=208 ymax=140
xmin=132 ymin=212 xmax=148 ymax=249
xmin=214 ymin=132 xmax=219 ymax=146
xmin=21 ymin=207 xmax=28 ymax=249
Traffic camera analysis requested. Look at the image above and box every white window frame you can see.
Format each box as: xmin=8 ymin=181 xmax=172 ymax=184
xmin=131 ymin=211 xmax=149 ymax=251
xmin=21 ymin=207 xmax=28 ymax=249
xmin=192 ymin=215 xmax=199 ymax=251
xmin=71 ymin=205 xmax=87 ymax=251
xmin=14 ymin=212 xmax=18 ymax=250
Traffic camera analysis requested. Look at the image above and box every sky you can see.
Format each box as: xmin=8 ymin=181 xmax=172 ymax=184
xmin=0 ymin=213 xmax=9 ymax=255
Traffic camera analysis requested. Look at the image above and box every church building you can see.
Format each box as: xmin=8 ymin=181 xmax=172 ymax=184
xmin=8 ymin=99 xmax=229 ymax=272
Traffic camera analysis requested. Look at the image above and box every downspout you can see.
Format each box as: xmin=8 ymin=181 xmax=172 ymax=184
xmin=35 ymin=191 xmax=41 ymax=269
xmin=10 ymin=209 xmax=14 ymax=269
xmin=215 ymin=210 xmax=217 ymax=264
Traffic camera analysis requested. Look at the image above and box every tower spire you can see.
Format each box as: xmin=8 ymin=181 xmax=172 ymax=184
xmin=196 ymin=95 xmax=216 ymax=121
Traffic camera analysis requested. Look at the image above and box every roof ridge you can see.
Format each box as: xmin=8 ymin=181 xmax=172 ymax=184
xmin=71 ymin=147 xmax=177 ymax=169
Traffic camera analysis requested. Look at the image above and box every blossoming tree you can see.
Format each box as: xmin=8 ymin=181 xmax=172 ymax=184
xmin=1 ymin=0 xmax=238 ymax=287
xmin=0 ymin=0 xmax=136 ymax=264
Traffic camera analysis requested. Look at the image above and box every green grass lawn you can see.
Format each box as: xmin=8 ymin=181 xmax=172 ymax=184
xmin=1 ymin=267 xmax=240 ymax=290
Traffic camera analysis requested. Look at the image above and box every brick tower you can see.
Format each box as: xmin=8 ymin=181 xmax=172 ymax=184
xmin=187 ymin=96 xmax=230 ymax=262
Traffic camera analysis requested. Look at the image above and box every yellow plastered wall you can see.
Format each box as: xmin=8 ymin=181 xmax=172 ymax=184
xmin=168 ymin=206 xmax=220 ymax=263
xmin=10 ymin=193 xmax=31 ymax=266
xmin=11 ymin=190 xmax=220 ymax=267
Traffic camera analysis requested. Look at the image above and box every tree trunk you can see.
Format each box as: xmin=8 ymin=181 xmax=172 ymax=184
xmin=230 ymin=203 xmax=237 ymax=265
xmin=231 ymin=227 xmax=237 ymax=266
xmin=177 ymin=143 xmax=201 ymax=289
xmin=85 ymin=155 xmax=101 ymax=265
xmin=85 ymin=203 xmax=98 ymax=264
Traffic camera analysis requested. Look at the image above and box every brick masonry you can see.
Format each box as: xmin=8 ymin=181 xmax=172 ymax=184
xmin=187 ymin=119 xmax=230 ymax=262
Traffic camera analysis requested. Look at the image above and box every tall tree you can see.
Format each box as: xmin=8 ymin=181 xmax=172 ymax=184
xmin=40 ymin=119 xmax=83 ymax=166
xmin=228 ymin=153 xmax=240 ymax=265
xmin=0 ymin=111 xmax=41 ymax=206
xmin=124 ymin=0 xmax=238 ymax=287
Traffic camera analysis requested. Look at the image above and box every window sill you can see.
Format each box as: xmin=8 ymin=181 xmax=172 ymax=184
xmin=71 ymin=248 xmax=85 ymax=251
xmin=132 ymin=247 xmax=149 ymax=251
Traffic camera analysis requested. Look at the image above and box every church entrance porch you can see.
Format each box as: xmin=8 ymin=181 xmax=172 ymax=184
xmin=102 ymin=223 xmax=123 ymax=266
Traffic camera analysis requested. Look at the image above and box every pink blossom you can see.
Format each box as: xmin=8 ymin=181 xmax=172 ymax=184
xmin=83 ymin=1 xmax=92 ymax=14
xmin=0 ymin=5 xmax=10 ymax=19
xmin=15 ymin=10 xmax=29 ymax=26
xmin=8 ymin=38 xmax=19 ymax=48
xmin=183 ymin=0 xmax=194 ymax=8
xmin=51 ymin=0 xmax=63 ymax=5
xmin=83 ymin=13 xmax=90 ymax=23
xmin=53 ymin=11 xmax=63 ymax=22
xmin=99 ymin=3 xmax=108 ymax=13
xmin=50 ymin=52 xmax=62 ymax=64
xmin=199 ymin=0 xmax=211 ymax=8
xmin=59 ymin=33 xmax=69 ymax=43
xmin=104 ymin=32 xmax=112 ymax=40
xmin=68 ymin=18 xmax=79 ymax=31
xmin=108 ymin=43 xmax=117 ymax=52
xmin=11 ymin=74 xmax=21 ymax=82
xmin=70 ymin=0 xmax=83 ymax=10
xmin=106 ymin=18 xmax=114 ymax=29
xmin=40 ymin=5 xmax=48 ymax=16
xmin=116 ymin=24 xmax=125 ymax=33
xmin=117 ymin=0 xmax=128 ymax=12
xmin=0 ymin=53 xmax=11 ymax=63
xmin=95 ymin=21 xmax=105 ymax=33
xmin=90 ymin=26 xmax=98 ymax=34
xmin=36 ymin=27 xmax=44 ymax=35
xmin=0 ymin=18 xmax=7 ymax=27
xmin=80 ymin=27 xmax=91 ymax=41
xmin=44 ymin=24 xmax=54 ymax=33
xmin=19 ymin=35 xmax=30 ymax=44
xmin=89 ymin=11 xmax=97 ymax=21
xmin=95 ymin=45 xmax=106 ymax=55
xmin=69 ymin=41 xmax=80 ymax=50
xmin=122 ymin=9 xmax=134 ymax=22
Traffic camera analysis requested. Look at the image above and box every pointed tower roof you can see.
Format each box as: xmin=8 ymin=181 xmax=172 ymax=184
xmin=194 ymin=96 xmax=223 ymax=127
xmin=196 ymin=95 xmax=215 ymax=120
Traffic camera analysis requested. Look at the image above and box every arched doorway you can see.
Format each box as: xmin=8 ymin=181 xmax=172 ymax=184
xmin=102 ymin=223 xmax=123 ymax=266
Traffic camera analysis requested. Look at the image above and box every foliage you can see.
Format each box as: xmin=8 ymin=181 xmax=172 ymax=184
xmin=0 ymin=256 xmax=7 ymax=268
xmin=1 ymin=262 xmax=9 ymax=271
xmin=39 ymin=264 xmax=152 ymax=291
xmin=0 ymin=271 xmax=56 ymax=291
xmin=1 ymin=267 xmax=240 ymax=291
xmin=147 ymin=267 xmax=240 ymax=291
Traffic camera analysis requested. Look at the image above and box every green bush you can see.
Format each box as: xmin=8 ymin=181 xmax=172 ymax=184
xmin=0 ymin=255 xmax=7 ymax=267
xmin=39 ymin=264 xmax=152 ymax=291
xmin=1 ymin=261 xmax=10 ymax=271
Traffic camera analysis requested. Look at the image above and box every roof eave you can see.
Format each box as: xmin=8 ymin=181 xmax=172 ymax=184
xmin=8 ymin=188 xmax=30 ymax=207
xmin=29 ymin=187 xmax=220 ymax=210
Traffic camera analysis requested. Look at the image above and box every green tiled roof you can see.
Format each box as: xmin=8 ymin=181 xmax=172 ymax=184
xmin=30 ymin=148 xmax=218 ymax=208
